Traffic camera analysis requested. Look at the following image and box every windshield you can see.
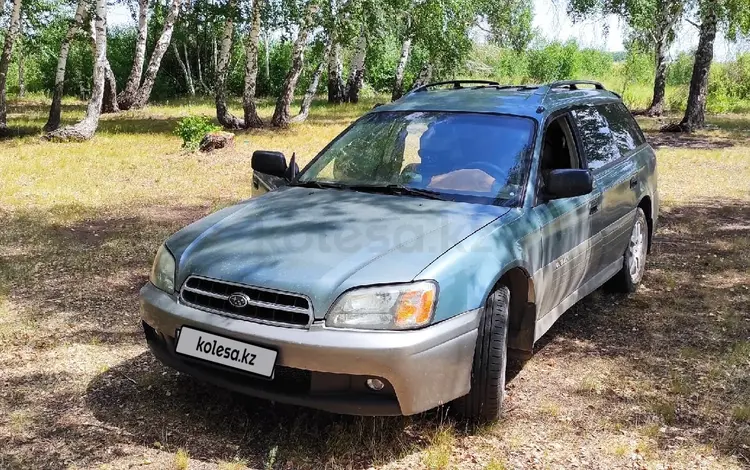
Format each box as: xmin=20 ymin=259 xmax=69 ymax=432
xmin=297 ymin=111 xmax=535 ymax=205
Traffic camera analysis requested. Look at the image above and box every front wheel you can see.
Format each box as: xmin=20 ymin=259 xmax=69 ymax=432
xmin=609 ymin=207 xmax=649 ymax=293
xmin=452 ymin=285 xmax=510 ymax=422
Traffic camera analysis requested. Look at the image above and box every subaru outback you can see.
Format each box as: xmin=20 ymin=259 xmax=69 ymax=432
xmin=140 ymin=80 xmax=658 ymax=421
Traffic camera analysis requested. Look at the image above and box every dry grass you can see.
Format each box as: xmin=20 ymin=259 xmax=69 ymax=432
xmin=1 ymin=100 xmax=749 ymax=469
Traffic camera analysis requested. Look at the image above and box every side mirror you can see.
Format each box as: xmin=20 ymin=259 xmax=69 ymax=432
xmin=252 ymin=150 xmax=287 ymax=178
xmin=544 ymin=169 xmax=593 ymax=199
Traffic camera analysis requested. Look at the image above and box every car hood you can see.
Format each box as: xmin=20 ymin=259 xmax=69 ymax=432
xmin=168 ymin=186 xmax=509 ymax=318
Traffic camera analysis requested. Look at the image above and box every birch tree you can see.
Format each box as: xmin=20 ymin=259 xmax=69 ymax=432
xmin=293 ymin=39 xmax=329 ymax=122
xmin=391 ymin=21 xmax=412 ymax=101
xmin=119 ymin=0 xmax=182 ymax=110
xmin=118 ymin=0 xmax=149 ymax=106
xmin=44 ymin=0 xmax=107 ymax=141
xmin=569 ymin=0 xmax=683 ymax=117
xmin=345 ymin=24 xmax=366 ymax=102
xmin=214 ymin=0 xmax=244 ymax=129
xmin=43 ymin=0 xmax=87 ymax=131
xmin=271 ymin=1 xmax=319 ymax=128
xmin=243 ymin=0 xmax=264 ymax=128
xmin=0 ymin=0 xmax=23 ymax=131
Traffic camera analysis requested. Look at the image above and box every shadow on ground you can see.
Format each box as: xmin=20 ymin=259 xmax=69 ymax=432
xmin=61 ymin=200 xmax=750 ymax=468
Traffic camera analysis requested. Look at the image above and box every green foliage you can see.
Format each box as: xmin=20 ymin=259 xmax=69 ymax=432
xmin=174 ymin=115 xmax=221 ymax=149
xmin=666 ymin=52 xmax=695 ymax=86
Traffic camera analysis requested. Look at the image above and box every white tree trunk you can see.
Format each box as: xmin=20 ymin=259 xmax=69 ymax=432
xmin=391 ymin=35 xmax=412 ymax=101
xmin=243 ymin=0 xmax=263 ymax=128
xmin=127 ymin=0 xmax=182 ymax=110
xmin=345 ymin=25 xmax=366 ymax=103
xmin=411 ymin=62 xmax=432 ymax=90
xmin=197 ymin=50 xmax=209 ymax=93
xmin=292 ymin=56 xmax=326 ymax=123
xmin=102 ymin=59 xmax=119 ymax=113
xmin=118 ymin=0 xmax=149 ymax=106
xmin=0 ymin=0 xmax=23 ymax=131
xmin=44 ymin=0 xmax=88 ymax=132
xmin=215 ymin=0 xmax=244 ymax=129
xmin=271 ymin=3 xmax=316 ymax=128
xmin=263 ymin=29 xmax=271 ymax=81
xmin=327 ymin=40 xmax=345 ymax=103
xmin=173 ymin=42 xmax=194 ymax=95
xmin=45 ymin=0 xmax=107 ymax=141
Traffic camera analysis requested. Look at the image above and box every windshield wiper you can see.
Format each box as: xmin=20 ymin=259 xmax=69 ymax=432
xmin=292 ymin=180 xmax=350 ymax=190
xmin=348 ymin=184 xmax=449 ymax=201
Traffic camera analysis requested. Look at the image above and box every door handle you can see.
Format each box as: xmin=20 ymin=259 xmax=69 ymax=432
xmin=589 ymin=201 xmax=599 ymax=214
xmin=629 ymin=177 xmax=638 ymax=189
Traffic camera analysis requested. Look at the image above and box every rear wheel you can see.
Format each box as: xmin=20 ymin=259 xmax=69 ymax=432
xmin=609 ymin=208 xmax=648 ymax=293
xmin=452 ymin=285 xmax=510 ymax=422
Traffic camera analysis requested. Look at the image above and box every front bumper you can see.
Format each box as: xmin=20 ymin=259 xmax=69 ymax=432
xmin=140 ymin=283 xmax=480 ymax=416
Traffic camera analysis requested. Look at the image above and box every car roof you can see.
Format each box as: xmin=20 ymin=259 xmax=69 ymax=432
xmin=372 ymin=81 xmax=623 ymax=120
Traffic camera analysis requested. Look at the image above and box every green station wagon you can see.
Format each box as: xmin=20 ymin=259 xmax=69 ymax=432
xmin=140 ymin=80 xmax=658 ymax=421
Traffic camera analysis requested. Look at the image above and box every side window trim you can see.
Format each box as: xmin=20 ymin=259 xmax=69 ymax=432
xmin=533 ymin=110 xmax=585 ymax=206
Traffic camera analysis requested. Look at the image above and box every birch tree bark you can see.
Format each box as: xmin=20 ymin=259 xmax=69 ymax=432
xmin=215 ymin=0 xmax=244 ymax=129
xmin=45 ymin=0 xmax=107 ymax=141
xmin=345 ymin=26 xmax=366 ymax=103
xmin=118 ymin=0 xmax=149 ymax=106
xmin=17 ymin=46 xmax=25 ymax=98
xmin=391 ymin=35 xmax=412 ymax=101
xmin=292 ymin=60 xmax=324 ymax=123
xmin=666 ymin=8 xmax=716 ymax=132
xmin=410 ymin=62 xmax=432 ymax=90
xmin=197 ymin=51 xmax=209 ymax=93
xmin=183 ymin=43 xmax=195 ymax=95
xmin=243 ymin=0 xmax=263 ymax=128
xmin=44 ymin=0 xmax=87 ymax=131
xmin=292 ymin=39 xmax=329 ymax=123
xmin=0 ymin=0 xmax=23 ymax=131
xmin=102 ymin=60 xmax=119 ymax=113
xmin=173 ymin=43 xmax=195 ymax=95
xmin=327 ymin=41 xmax=345 ymax=103
xmin=125 ymin=0 xmax=182 ymax=110
xmin=271 ymin=3 xmax=317 ymax=128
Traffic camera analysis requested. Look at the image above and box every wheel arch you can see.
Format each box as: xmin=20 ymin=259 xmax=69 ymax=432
xmin=489 ymin=263 xmax=537 ymax=354
xmin=638 ymin=195 xmax=654 ymax=253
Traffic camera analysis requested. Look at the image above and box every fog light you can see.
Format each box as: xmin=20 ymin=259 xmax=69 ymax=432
xmin=366 ymin=378 xmax=385 ymax=391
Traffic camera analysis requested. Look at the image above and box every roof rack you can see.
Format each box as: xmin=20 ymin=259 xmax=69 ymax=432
xmin=546 ymin=80 xmax=606 ymax=91
xmin=411 ymin=80 xmax=500 ymax=93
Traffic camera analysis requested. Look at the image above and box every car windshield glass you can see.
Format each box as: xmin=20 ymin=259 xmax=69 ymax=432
xmin=297 ymin=111 xmax=535 ymax=205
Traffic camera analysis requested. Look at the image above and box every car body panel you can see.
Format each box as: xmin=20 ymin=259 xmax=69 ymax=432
xmin=167 ymin=185 xmax=508 ymax=319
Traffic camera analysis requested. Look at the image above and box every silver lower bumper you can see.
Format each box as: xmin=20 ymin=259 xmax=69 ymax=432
xmin=140 ymin=282 xmax=480 ymax=415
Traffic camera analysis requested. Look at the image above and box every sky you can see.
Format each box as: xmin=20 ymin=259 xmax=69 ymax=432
xmin=110 ymin=0 xmax=747 ymax=61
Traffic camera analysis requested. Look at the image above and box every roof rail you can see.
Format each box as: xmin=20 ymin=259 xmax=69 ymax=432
xmin=536 ymin=80 xmax=609 ymax=112
xmin=411 ymin=80 xmax=500 ymax=93
xmin=547 ymin=80 xmax=606 ymax=91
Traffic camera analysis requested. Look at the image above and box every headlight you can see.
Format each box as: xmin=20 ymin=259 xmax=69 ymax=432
xmin=150 ymin=244 xmax=176 ymax=294
xmin=325 ymin=281 xmax=437 ymax=330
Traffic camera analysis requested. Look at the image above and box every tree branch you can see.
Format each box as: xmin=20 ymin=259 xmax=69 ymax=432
xmin=685 ymin=18 xmax=701 ymax=29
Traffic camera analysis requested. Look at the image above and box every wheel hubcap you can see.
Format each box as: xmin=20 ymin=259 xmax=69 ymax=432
xmin=628 ymin=218 xmax=647 ymax=282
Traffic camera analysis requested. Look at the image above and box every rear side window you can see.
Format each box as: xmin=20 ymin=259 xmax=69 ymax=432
xmin=570 ymin=106 xmax=620 ymax=170
xmin=596 ymin=103 xmax=646 ymax=155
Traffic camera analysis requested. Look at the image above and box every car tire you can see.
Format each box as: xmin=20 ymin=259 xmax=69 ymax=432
xmin=452 ymin=285 xmax=510 ymax=422
xmin=609 ymin=207 xmax=649 ymax=293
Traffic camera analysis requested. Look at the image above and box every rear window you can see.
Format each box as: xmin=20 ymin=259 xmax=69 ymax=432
xmin=596 ymin=103 xmax=646 ymax=156
xmin=570 ymin=106 xmax=620 ymax=170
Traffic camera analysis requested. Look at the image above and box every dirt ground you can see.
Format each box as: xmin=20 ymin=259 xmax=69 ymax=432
xmin=0 ymin=103 xmax=748 ymax=469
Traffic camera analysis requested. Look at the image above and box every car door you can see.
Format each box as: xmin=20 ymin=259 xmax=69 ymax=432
xmin=570 ymin=103 xmax=644 ymax=277
xmin=530 ymin=113 xmax=600 ymax=319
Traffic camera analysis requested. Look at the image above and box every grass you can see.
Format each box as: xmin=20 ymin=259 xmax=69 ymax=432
xmin=1 ymin=95 xmax=749 ymax=469
xmin=173 ymin=449 xmax=190 ymax=470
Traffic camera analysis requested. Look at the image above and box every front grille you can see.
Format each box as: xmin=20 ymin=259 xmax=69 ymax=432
xmin=180 ymin=276 xmax=312 ymax=327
